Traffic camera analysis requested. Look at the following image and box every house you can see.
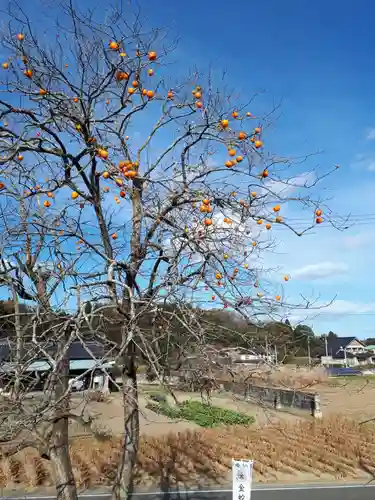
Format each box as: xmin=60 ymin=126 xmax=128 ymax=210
xmin=321 ymin=336 xmax=375 ymax=367
xmin=220 ymin=346 xmax=276 ymax=365
xmin=0 ymin=339 xmax=117 ymax=392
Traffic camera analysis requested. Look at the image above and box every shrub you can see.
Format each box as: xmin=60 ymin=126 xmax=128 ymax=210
xmin=85 ymin=390 xmax=110 ymax=403
xmin=146 ymin=399 xmax=254 ymax=428
xmin=149 ymin=392 xmax=167 ymax=403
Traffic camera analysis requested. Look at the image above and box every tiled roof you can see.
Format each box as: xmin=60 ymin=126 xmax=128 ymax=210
xmin=326 ymin=336 xmax=365 ymax=357
xmin=0 ymin=340 xmax=112 ymax=362
xmin=46 ymin=341 xmax=107 ymax=360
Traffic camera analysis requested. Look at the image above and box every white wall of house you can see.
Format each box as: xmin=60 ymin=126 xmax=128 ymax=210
xmin=238 ymin=354 xmax=276 ymax=363
xmin=321 ymin=355 xmax=359 ymax=367
xmin=92 ymin=373 xmax=110 ymax=392
xmin=344 ymin=339 xmax=366 ymax=353
xmin=321 ymin=356 xmax=334 ymax=366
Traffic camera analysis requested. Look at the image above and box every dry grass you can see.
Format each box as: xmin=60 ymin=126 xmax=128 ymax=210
xmin=219 ymin=365 xmax=328 ymax=390
xmin=1 ymin=416 xmax=374 ymax=490
xmin=266 ymin=366 xmax=328 ymax=389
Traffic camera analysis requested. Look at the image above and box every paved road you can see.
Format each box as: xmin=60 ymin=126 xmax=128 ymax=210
xmin=3 ymin=484 xmax=375 ymax=500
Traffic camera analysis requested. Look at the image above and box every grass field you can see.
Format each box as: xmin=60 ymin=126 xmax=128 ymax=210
xmin=0 ymin=416 xmax=374 ymax=490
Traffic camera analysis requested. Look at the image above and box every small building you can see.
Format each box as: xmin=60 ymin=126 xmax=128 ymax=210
xmin=221 ymin=346 xmax=276 ymax=365
xmin=365 ymin=344 xmax=375 ymax=354
xmin=321 ymin=336 xmax=375 ymax=367
xmin=0 ymin=340 xmax=117 ymax=392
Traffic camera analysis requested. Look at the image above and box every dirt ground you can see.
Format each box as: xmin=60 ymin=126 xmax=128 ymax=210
xmin=69 ymin=387 xmax=309 ymax=438
xmin=7 ymin=376 xmax=373 ymax=443
xmin=67 ymin=377 xmax=375 ymax=438
xmin=69 ymin=391 xmax=199 ymax=438
xmin=315 ymin=377 xmax=375 ymax=422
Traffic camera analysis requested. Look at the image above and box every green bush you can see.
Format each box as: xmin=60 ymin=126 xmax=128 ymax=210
xmin=146 ymin=399 xmax=254 ymax=428
xmin=149 ymin=392 xmax=167 ymax=403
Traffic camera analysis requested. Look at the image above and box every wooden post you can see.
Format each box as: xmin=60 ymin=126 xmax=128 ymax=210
xmin=312 ymin=394 xmax=323 ymax=419
xmin=274 ymin=393 xmax=282 ymax=410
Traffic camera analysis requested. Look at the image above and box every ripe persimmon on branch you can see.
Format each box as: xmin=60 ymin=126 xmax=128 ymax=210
xmin=0 ymin=1 xmax=341 ymax=499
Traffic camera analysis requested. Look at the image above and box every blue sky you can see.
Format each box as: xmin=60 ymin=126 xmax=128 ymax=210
xmin=4 ymin=0 xmax=375 ymax=338
xmin=130 ymin=0 xmax=375 ymax=338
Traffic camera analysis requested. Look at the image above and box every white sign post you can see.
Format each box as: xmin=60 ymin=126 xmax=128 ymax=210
xmin=232 ymin=459 xmax=254 ymax=500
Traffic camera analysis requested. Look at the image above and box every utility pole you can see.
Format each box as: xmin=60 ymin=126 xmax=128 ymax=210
xmin=325 ymin=335 xmax=328 ymax=357
xmin=307 ymin=336 xmax=311 ymax=368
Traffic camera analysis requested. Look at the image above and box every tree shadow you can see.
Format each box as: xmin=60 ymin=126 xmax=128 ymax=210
xmin=152 ymin=431 xmax=225 ymax=500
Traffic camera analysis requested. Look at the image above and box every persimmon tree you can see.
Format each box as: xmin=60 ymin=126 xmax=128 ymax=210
xmin=0 ymin=1 xmax=340 ymax=499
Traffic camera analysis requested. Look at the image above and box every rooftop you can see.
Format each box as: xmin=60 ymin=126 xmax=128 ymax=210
xmin=1 ymin=359 xmax=114 ymax=373
xmin=0 ymin=340 xmax=116 ymax=363
xmin=326 ymin=336 xmax=365 ymax=357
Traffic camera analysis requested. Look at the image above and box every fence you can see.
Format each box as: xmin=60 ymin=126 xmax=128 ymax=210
xmin=177 ymin=376 xmax=322 ymax=419
xmin=325 ymin=367 xmax=362 ymax=377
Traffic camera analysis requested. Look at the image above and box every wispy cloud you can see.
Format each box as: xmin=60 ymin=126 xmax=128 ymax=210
xmin=262 ymin=171 xmax=317 ymax=198
xmin=343 ymin=231 xmax=374 ymax=249
xmin=291 ymin=261 xmax=349 ymax=281
xmin=366 ymin=128 xmax=375 ymax=141
xmin=289 ymin=299 xmax=375 ymax=323
xmin=351 ymin=153 xmax=375 ymax=171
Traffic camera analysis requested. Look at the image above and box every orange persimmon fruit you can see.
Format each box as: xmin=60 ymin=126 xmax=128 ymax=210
xmin=109 ymin=41 xmax=119 ymax=50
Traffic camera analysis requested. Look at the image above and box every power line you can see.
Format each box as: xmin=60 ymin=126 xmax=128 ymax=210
xmin=276 ymin=212 xmax=375 ymax=221
xmin=217 ymin=212 xmax=375 ymax=229
xmin=272 ymin=221 xmax=375 ymax=230
xmin=296 ymin=311 xmax=375 ymax=317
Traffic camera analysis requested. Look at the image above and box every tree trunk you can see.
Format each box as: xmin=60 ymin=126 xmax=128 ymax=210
xmin=112 ymin=340 xmax=139 ymax=500
xmin=11 ymin=286 xmax=23 ymax=397
xmin=49 ymin=439 xmax=77 ymax=500
xmin=49 ymin=337 xmax=78 ymax=500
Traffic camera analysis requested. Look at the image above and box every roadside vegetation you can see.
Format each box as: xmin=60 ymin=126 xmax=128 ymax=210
xmin=146 ymin=399 xmax=255 ymax=428
xmin=0 ymin=416 xmax=374 ymax=491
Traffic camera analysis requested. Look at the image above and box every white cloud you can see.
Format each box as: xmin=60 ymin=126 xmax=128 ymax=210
xmin=288 ymin=299 xmax=375 ymax=323
xmin=343 ymin=231 xmax=374 ymax=249
xmin=291 ymin=261 xmax=349 ymax=281
xmin=262 ymin=171 xmax=316 ymax=198
xmin=351 ymin=153 xmax=375 ymax=171
xmin=366 ymin=128 xmax=375 ymax=140
xmin=323 ymin=300 xmax=375 ymax=315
